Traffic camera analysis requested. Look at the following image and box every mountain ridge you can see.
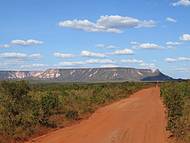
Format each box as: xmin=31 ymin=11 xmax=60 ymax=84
xmin=0 ymin=67 xmax=173 ymax=82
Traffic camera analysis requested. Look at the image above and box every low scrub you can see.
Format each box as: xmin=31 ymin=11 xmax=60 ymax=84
xmin=0 ymin=81 xmax=148 ymax=142
xmin=161 ymin=81 xmax=190 ymax=142
xmin=65 ymin=110 xmax=79 ymax=120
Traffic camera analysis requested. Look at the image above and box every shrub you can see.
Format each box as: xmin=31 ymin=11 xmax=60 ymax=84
xmin=65 ymin=110 xmax=79 ymax=120
xmin=0 ymin=80 xmax=147 ymax=141
xmin=40 ymin=92 xmax=59 ymax=126
xmin=161 ymin=81 xmax=190 ymax=142
xmin=0 ymin=81 xmax=38 ymax=139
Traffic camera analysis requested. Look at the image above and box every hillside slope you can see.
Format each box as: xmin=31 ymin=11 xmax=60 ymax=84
xmin=0 ymin=68 xmax=173 ymax=82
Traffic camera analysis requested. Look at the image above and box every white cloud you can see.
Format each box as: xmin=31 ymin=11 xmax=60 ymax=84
xmin=0 ymin=44 xmax=10 ymax=48
xmin=29 ymin=53 xmax=42 ymax=59
xmin=86 ymin=59 xmax=115 ymax=64
xmin=180 ymin=34 xmax=190 ymax=41
xmin=165 ymin=57 xmax=190 ymax=63
xmin=112 ymin=49 xmax=134 ymax=55
xmin=81 ymin=50 xmax=106 ymax=57
xmin=139 ymin=43 xmax=161 ymax=49
xmin=0 ymin=62 xmax=18 ymax=70
xmin=54 ymin=52 xmax=75 ymax=58
xmin=172 ymin=0 xmax=190 ymax=6
xmin=166 ymin=17 xmax=177 ymax=23
xmin=175 ymin=67 xmax=190 ymax=72
xmin=100 ymin=64 xmax=118 ymax=68
xmin=11 ymin=39 xmax=43 ymax=46
xmin=166 ymin=41 xmax=181 ymax=46
xmin=57 ymin=58 xmax=115 ymax=67
xmin=59 ymin=15 xmax=156 ymax=33
xmin=120 ymin=58 xmax=157 ymax=70
xmin=165 ymin=58 xmax=177 ymax=63
xmin=136 ymin=20 xmax=156 ymax=28
xmin=0 ymin=39 xmax=43 ymax=49
xmin=20 ymin=64 xmax=47 ymax=69
xmin=131 ymin=42 xmax=162 ymax=49
xmin=139 ymin=63 xmax=156 ymax=70
xmin=130 ymin=41 xmax=139 ymax=45
xmin=58 ymin=61 xmax=85 ymax=66
xmin=0 ymin=52 xmax=27 ymax=59
xmin=96 ymin=44 xmax=117 ymax=49
xmin=0 ymin=52 xmax=42 ymax=61
xmin=97 ymin=15 xmax=155 ymax=29
xmin=58 ymin=58 xmax=144 ymax=67
xmin=120 ymin=59 xmax=143 ymax=64
xmin=178 ymin=57 xmax=190 ymax=61
xmin=0 ymin=62 xmax=10 ymax=70
xmin=166 ymin=41 xmax=181 ymax=48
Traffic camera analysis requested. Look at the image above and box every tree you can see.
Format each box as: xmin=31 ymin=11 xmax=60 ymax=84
xmin=40 ymin=92 xmax=59 ymax=126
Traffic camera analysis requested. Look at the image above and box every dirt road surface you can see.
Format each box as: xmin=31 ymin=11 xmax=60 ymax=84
xmin=27 ymin=87 xmax=167 ymax=143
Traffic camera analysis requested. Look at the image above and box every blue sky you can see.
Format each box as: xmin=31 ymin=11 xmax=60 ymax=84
xmin=0 ymin=0 xmax=190 ymax=78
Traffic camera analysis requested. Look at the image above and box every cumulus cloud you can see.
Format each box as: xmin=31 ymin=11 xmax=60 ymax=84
xmin=139 ymin=63 xmax=156 ymax=69
xmin=29 ymin=53 xmax=42 ymax=59
xmin=59 ymin=15 xmax=156 ymax=33
xmin=130 ymin=41 xmax=139 ymax=45
xmin=58 ymin=61 xmax=85 ymax=66
xmin=166 ymin=17 xmax=177 ymax=23
xmin=180 ymin=34 xmax=190 ymax=41
xmin=0 ymin=39 xmax=43 ymax=49
xmin=166 ymin=41 xmax=181 ymax=46
xmin=165 ymin=58 xmax=177 ymax=63
xmin=131 ymin=42 xmax=162 ymax=49
xmin=172 ymin=0 xmax=190 ymax=6
xmin=54 ymin=52 xmax=75 ymax=58
xmin=0 ymin=52 xmax=27 ymax=59
xmin=0 ymin=62 xmax=18 ymax=70
xmin=119 ymin=58 xmax=156 ymax=70
xmin=20 ymin=64 xmax=47 ymax=69
xmin=86 ymin=59 xmax=115 ymax=64
xmin=0 ymin=44 xmax=10 ymax=48
xmin=178 ymin=57 xmax=190 ymax=61
xmin=165 ymin=57 xmax=190 ymax=63
xmin=138 ymin=43 xmax=161 ymax=49
xmin=81 ymin=50 xmax=106 ymax=57
xmin=55 ymin=58 xmax=156 ymax=70
xmin=96 ymin=44 xmax=117 ymax=49
xmin=175 ymin=67 xmax=190 ymax=72
xmin=120 ymin=59 xmax=143 ymax=64
xmin=100 ymin=64 xmax=118 ymax=68
xmin=57 ymin=58 xmax=115 ymax=67
xmin=0 ymin=52 xmax=42 ymax=61
xmin=166 ymin=41 xmax=181 ymax=48
xmin=11 ymin=39 xmax=43 ymax=46
xmin=112 ymin=49 xmax=134 ymax=55
xmin=0 ymin=62 xmax=10 ymax=70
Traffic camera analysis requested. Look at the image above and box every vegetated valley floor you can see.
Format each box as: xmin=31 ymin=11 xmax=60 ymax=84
xmin=27 ymin=87 xmax=168 ymax=143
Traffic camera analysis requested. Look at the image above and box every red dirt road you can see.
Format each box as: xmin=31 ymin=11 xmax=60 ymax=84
xmin=28 ymin=87 xmax=168 ymax=143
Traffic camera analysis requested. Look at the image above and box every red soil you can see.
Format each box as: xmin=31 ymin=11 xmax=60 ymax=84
xmin=27 ymin=87 xmax=168 ymax=143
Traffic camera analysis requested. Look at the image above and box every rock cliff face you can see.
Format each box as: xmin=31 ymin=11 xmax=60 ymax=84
xmin=0 ymin=68 xmax=173 ymax=82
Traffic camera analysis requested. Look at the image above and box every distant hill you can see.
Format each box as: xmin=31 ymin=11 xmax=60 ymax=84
xmin=0 ymin=68 xmax=173 ymax=82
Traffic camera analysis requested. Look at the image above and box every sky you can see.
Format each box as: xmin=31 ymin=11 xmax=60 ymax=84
xmin=0 ymin=0 xmax=190 ymax=79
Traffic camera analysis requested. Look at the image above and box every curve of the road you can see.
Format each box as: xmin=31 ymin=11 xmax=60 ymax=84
xmin=27 ymin=87 xmax=168 ymax=143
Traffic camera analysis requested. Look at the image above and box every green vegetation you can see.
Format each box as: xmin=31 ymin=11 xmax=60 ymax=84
xmin=161 ymin=81 xmax=190 ymax=143
xmin=0 ymin=80 xmax=147 ymax=142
